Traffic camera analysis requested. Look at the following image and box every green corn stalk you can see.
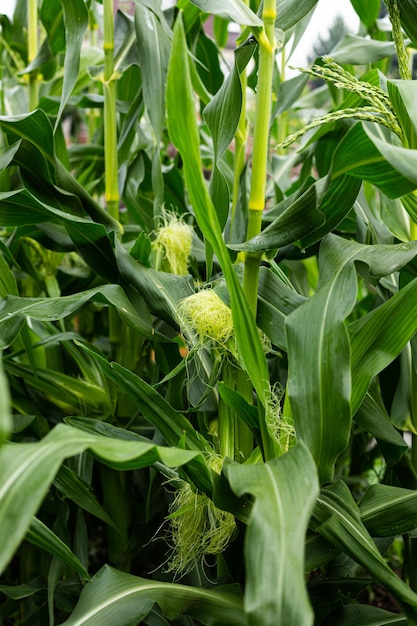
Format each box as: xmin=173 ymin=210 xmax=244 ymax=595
xmin=103 ymin=0 xmax=120 ymax=223
xmin=27 ymin=0 xmax=39 ymax=110
xmin=238 ymin=0 xmax=278 ymax=461
xmin=243 ymin=0 xmax=276 ymax=315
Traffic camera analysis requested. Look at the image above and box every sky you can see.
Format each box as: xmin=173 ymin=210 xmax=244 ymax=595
xmin=1 ymin=0 xmax=360 ymax=65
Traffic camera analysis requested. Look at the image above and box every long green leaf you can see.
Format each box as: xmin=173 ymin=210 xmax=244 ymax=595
xmin=203 ymin=41 xmax=255 ymax=229
xmin=286 ymin=235 xmax=417 ymax=483
xmin=322 ymin=604 xmax=407 ymax=626
xmin=226 ymin=443 xmax=319 ymax=626
xmin=332 ymin=123 xmax=417 ymax=199
xmin=135 ymin=4 xmax=170 ymax=141
xmin=397 ymin=0 xmax=417 ymax=45
xmin=55 ymin=0 xmax=88 ymax=128
xmin=360 ymin=483 xmax=417 ymax=537
xmin=332 ymin=34 xmax=398 ymax=64
xmin=27 ymin=517 xmax=89 ymax=580
xmin=388 ymin=79 xmax=417 ymax=149
xmin=313 ymin=481 xmax=417 ymax=621
xmin=187 ymin=0 xmax=261 ymax=27
xmin=350 ymin=0 xmax=381 ymax=28
xmin=0 ymin=353 xmax=11 ymax=445
xmin=349 ymin=276 xmax=417 ymax=414
xmin=271 ymin=0 xmax=319 ymax=31
xmin=0 ymin=423 xmax=204 ymax=574
xmin=60 ymin=565 xmax=246 ymax=626
xmin=0 ymin=284 xmax=156 ymax=348
xmin=74 ymin=344 xmax=207 ymax=452
xmin=0 ymin=110 xmax=120 ymax=231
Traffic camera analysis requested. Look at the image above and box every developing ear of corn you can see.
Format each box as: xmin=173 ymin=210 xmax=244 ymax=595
xmin=166 ymin=451 xmax=236 ymax=576
xmin=266 ymin=384 xmax=295 ymax=453
xmin=177 ymin=289 xmax=234 ymax=348
xmin=153 ymin=214 xmax=193 ymax=275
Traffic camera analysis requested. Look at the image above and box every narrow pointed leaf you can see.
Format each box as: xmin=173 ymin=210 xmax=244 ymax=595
xmin=0 ymin=284 xmax=156 ymax=348
xmin=27 ymin=517 xmax=89 ymax=580
xmin=397 ymin=0 xmax=417 ymax=45
xmin=75 ymin=344 xmax=207 ymax=452
xmin=322 ymin=604 xmax=407 ymax=625
xmin=0 ymin=353 xmax=11 ymax=445
xmin=55 ymin=0 xmax=88 ymax=128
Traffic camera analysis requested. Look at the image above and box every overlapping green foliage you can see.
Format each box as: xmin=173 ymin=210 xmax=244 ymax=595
xmin=1 ymin=0 xmax=417 ymax=624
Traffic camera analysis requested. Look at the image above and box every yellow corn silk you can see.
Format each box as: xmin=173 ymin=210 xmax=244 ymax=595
xmin=177 ymin=289 xmax=234 ymax=349
xmin=166 ymin=451 xmax=236 ymax=576
xmin=152 ymin=214 xmax=193 ymax=275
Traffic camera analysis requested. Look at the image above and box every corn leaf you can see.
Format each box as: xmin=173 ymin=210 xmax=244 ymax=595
xmin=349 ymin=276 xmax=417 ymax=414
xmin=313 ymin=481 xmax=417 ymax=621
xmin=360 ymin=484 xmax=417 ymax=537
xmin=0 ymin=353 xmax=11 ymax=446
xmin=397 ymin=0 xmax=417 ymax=45
xmin=135 ymin=4 xmax=170 ymax=141
xmin=322 ymin=604 xmax=407 ymax=625
xmin=332 ymin=123 xmax=417 ymax=199
xmin=0 ymin=423 xmax=205 ymax=574
xmin=55 ymin=0 xmax=88 ymax=129
xmin=27 ymin=517 xmax=89 ymax=580
xmin=0 ymin=284 xmax=156 ymax=348
xmin=187 ymin=0 xmax=262 ymax=27
xmin=226 ymin=443 xmax=319 ymax=626
xmin=59 ymin=565 xmax=246 ymax=626
xmin=286 ymin=235 xmax=417 ymax=483
xmin=350 ymin=0 xmax=381 ymax=28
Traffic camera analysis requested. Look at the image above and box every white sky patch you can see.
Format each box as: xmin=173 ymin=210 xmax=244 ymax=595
xmin=2 ymin=0 xmax=15 ymax=18
xmin=289 ymin=0 xmax=360 ymax=67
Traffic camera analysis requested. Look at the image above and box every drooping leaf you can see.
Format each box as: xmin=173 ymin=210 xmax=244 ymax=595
xmin=0 ymin=284 xmax=156 ymax=349
xmin=286 ymin=235 xmax=417 ymax=483
xmin=331 ymin=34 xmax=398 ymax=64
xmin=73 ymin=344 xmax=207 ymax=453
xmin=322 ymin=604 xmax=407 ymax=626
xmin=226 ymin=443 xmax=319 ymax=626
xmin=0 ymin=110 xmax=120 ymax=231
xmin=0 ymin=423 xmax=206 ymax=574
xmin=360 ymin=483 xmax=417 ymax=537
xmin=60 ymin=565 xmax=246 ymax=626
xmin=312 ymin=481 xmax=417 ymax=620
xmin=332 ymin=123 xmax=417 ymax=200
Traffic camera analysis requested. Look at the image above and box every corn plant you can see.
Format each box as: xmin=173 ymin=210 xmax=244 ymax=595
xmin=2 ymin=0 xmax=417 ymax=624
